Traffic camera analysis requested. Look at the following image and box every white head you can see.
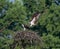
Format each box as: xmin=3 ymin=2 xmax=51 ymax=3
xmin=22 ymin=24 xmax=26 ymax=31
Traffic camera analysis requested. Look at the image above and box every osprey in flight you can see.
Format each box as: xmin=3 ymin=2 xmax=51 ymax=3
xmin=30 ymin=11 xmax=41 ymax=27
xmin=22 ymin=11 xmax=41 ymax=31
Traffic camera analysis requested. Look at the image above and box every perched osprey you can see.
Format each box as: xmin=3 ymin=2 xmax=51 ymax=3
xmin=22 ymin=11 xmax=41 ymax=31
xmin=22 ymin=23 xmax=31 ymax=31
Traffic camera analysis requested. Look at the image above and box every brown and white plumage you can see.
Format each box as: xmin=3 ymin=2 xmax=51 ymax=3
xmin=22 ymin=24 xmax=30 ymax=31
xmin=22 ymin=11 xmax=41 ymax=31
xmin=30 ymin=11 xmax=41 ymax=27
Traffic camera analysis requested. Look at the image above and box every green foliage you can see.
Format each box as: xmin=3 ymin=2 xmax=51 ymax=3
xmin=42 ymin=34 xmax=60 ymax=49
xmin=0 ymin=0 xmax=60 ymax=49
xmin=0 ymin=0 xmax=7 ymax=10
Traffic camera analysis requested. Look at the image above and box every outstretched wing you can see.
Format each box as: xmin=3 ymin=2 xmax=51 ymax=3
xmin=22 ymin=11 xmax=41 ymax=31
xmin=30 ymin=11 xmax=41 ymax=26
